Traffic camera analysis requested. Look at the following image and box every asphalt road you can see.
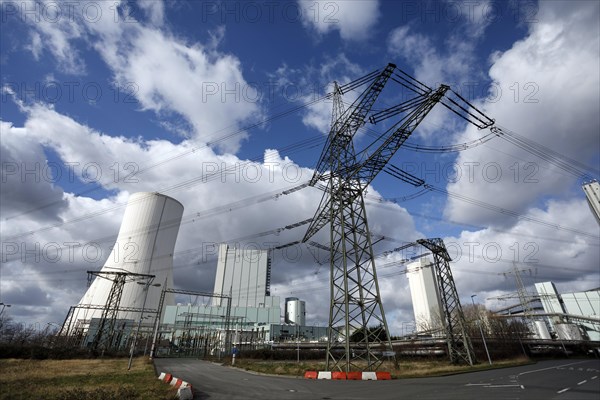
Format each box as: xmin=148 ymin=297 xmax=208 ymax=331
xmin=154 ymin=358 xmax=600 ymax=400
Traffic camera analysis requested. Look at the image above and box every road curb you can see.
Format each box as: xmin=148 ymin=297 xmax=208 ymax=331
xmin=157 ymin=371 xmax=194 ymax=399
xmin=305 ymin=371 xmax=393 ymax=380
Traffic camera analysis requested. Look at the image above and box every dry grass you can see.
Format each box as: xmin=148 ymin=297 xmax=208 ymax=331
xmin=0 ymin=358 xmax=177 ymax=400
xmin=233 ymin=356 xmax=533 ymax=378
xmin=392 ymin=356 xmax=532 ymax=378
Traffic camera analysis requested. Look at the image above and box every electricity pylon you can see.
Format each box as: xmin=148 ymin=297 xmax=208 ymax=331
xmin=88 ymin=271 xmax=155 ymax=352
xmin=417 ymin=238 xmax=476 ymax=365
xmin=303 ymin=63 xmax=493 ymax=372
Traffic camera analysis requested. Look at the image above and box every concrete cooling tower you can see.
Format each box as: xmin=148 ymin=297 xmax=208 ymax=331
xmin=76 ymin=192 xmax=184 ymax=322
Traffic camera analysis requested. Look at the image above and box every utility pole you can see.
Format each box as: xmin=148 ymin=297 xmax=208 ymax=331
xmin=471 ymin=295 xmax=492 ymax=365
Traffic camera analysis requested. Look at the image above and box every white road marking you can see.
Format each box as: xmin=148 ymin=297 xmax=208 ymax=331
xmin=577 ymin=380 xmax=587 ymax=385
xmin=591 ymin=376 xmax=598 ymax=380
xmin=485 ymin=384 xmax=522 ymax=388
xmin=557 ymin=388 xmax=570 ymax=394
xmin=518 ymin=361 xmax=590 ymax=376
xmin=466 ymin=383 xmax=524 ymax=389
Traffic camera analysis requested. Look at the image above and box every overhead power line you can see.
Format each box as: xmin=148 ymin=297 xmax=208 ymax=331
xmin=491 ymin=126 xmax=599 ymax=180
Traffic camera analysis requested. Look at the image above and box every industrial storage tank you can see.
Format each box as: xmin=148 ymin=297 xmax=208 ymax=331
xmin=75 ymin=192 xmax=184 ymax=322
xmin=285 ymin=297 xmax=306 ymax=326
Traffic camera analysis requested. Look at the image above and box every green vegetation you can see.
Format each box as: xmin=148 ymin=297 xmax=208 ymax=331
xmin=232 ymin=356 xmax=533 ymax=378
xmin=0 ymin=357 xmax=177 ymax=400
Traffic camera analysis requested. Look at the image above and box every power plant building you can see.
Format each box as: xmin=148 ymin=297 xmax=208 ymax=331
xmin=407 ymin=256 xmax=442 ymax=332
xmin=535 ymin=281 xmax=600 ymax=341
xmin=212 ymin=244 xmax=272 ymax=307
xmin=160 ymin=244 xmax=281 ymax=348
xmin=535 ymin=281 xmax=564 ymax=315
xmin=157 ymin=247 xmax=327 ymax=353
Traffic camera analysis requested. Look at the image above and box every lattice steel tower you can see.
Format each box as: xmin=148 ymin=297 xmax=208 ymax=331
xmin=303 ymin=63 xmax=493 ymax=372
xmin=417 ymin=239 xmax=476 ymax=365
xmin=87 ymin=271 xmax=155 ymax=352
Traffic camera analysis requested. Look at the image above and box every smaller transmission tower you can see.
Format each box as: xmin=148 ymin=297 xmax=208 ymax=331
xmin=501 ymin=264 xmax=538 ymax=337
xmin=88 ymin=271 xmax=155 ymax=352
xmin=417 ymin=238 xmax=476 ymax=365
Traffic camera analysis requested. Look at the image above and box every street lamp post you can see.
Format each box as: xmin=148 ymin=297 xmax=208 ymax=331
xmin=471 ymin=295 xmax=492 ymax=365
xmin=142 ymin=316 xmax=154 ymax=356
xmin=296 ymin=324 xmax=300 ymax=363
xmin=128 ymin=281 xmax=160 ymax=371
xmin=232 ymin=323 xmax=239 ymax=366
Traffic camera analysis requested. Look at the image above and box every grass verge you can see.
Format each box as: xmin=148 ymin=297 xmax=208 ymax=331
xmin=0 ymin=357 xmax=177 ymax=400
xmin=233 ymin=356 xmax=533 ymax=378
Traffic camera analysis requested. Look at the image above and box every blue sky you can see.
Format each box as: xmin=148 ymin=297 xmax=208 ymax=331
xmin=1 ymin=0 xmax=599 ymax=332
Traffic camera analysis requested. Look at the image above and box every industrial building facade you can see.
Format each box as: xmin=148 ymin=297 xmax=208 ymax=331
xmin=535 ymin=281 xmax=600 ymax=341
xmin=156 ymin=245 xmax=325 ymax=355
xmin=212 ymin=244 xmax=272 ymax=307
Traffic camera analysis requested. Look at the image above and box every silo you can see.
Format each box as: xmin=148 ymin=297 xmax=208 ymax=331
xmin=285 ymin=297 xmax=306 ymax=326
xmin=76 ymin=192 xmax=184 ymax=322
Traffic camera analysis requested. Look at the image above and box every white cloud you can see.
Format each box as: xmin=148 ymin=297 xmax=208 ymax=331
xmin=386 ymin=17 xmax=488 ymax=140
xmin=97 ymin=25 xmax=261 ymax=152
xmin=297 ymin=0 xmax=380 ymax=41
xmin=137 ymin=0 xmax=165 ymax=26
xmin=446 ymin=197 xmax=600 ymax=311
xmin=20 ymin=0 xmax=262 ymax=153
xmin=26 ymin=31 xmax=43 ymax=60
xmin=387 ymin=0 xmax=494 ymax=86
xmin=455 ymin=0 xmax=493 ymax=38
xmin=20 ymin=0 xmax=86 ymax=74
xmin=445 ymin=0 xmax=600 ymax=227
xmin=387 ymin=25 xmax=479 ymax=88
xmin=270 ymin=54 xmax=365 ymax=135
xmin=0 ymin=120 xmax=67 ymax=222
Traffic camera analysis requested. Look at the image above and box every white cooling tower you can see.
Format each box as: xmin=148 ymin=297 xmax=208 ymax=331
xmin=76 ymin=192 xmax=184 ymax=321
xmin=407 ymin=256 xmax=442 ymax=332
